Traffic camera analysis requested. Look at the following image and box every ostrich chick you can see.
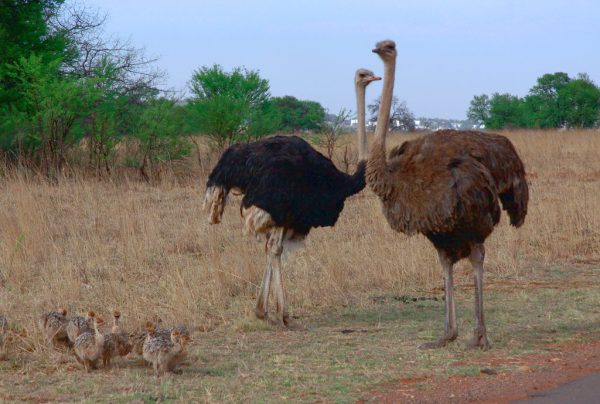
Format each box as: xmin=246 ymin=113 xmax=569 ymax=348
xmin=73 ymin=314 xmax=105 ymax=372
xmin=102 ymin=310 xmax=132 ymax=368
xmin=166 ymin=331 xmax=190 ymax=373
xmin=67 ymin=310 xmax=94 ymax=344
xmin=39 ymin=308 xmax=69 ymax=346
xmin=129 ymin=329 xmax=146 ymax=357
xmin=155 ymin=323 xmax=190 ymax=340
xmin=142 ymin=322 xmax=184 ymax=377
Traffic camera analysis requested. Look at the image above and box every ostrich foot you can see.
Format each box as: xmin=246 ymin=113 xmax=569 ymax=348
xmin=268 ymin=315 xmax=307 ymax=331
xmin=267 ymin=317 xmax=284 ymax=327
xmin=267 ymin=315 xmax=289 ymax=328
xmin=283 ymin=317 xmax=308 ymax=331
xmin=466 ymin=327 xmax=491 ymax=350
xmin=254 ymin=307 xmax=267 ymax=320
xmin=418 ymin=334 xmax=457 ymax=350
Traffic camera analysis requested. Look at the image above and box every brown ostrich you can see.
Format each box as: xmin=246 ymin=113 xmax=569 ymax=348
xmin=203 ymin=69 xmax=379 ymax=326
xmin=367 ymin=40 xmax=528 ymax=350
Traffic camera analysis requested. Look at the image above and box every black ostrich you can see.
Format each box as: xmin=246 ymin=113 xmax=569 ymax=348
xmin=203 ymin=69 xmax=380 ymax=326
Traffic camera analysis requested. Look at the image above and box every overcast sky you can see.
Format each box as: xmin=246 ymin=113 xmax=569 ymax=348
xmin=85 ymin=0 xmax=600 ymax=119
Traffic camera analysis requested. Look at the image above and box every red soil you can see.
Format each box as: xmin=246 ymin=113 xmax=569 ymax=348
xmin=364 ymin=340 xmax=600 ymax=403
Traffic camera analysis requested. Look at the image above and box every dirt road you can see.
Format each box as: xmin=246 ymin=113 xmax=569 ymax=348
xmin=514 ymin=372 xmax=600 ymax=403
xmin=367 ymin=340 xmax=600 ymax=403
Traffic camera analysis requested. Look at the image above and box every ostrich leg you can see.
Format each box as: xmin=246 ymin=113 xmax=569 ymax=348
xmin=272 ymin=252 xmax=289 ymax=326
xmin=466 ymin=243 xmax=491 ymax=350
xmin=419 ymin=250 xmax=458 ymax=349
xmin=254 ymin=254 xmax=273 ymax=320
xmin=269 ymin=228 xmax=288 ymax=326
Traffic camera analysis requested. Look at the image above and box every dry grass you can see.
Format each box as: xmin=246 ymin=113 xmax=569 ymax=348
xmin=0 ymin=129 xmax=599 ymax=401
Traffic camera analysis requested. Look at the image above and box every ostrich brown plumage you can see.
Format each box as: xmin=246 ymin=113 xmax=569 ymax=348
xmin=367 ymin=40 xmax=528 ymax=350
xmin=203 ymin=69 xmax=379 ymax=326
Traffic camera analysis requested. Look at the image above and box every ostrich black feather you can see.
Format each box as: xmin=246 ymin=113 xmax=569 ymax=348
xmin=207 ymin=135 xmax=366 ymax=235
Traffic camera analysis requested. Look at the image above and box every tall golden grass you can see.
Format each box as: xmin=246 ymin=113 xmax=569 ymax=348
xmin=0 ymin=130 xmax=598 ymax=353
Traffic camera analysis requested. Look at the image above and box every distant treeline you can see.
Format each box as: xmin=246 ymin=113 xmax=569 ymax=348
xmin=467 ymin=73 xmax=600 ymax=129
xmin=0 ymin=1 xmax=328 ymax=179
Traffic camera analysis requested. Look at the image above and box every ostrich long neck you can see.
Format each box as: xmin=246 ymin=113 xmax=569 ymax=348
xmin=355 ymin=83 xmax=367 ymax=161
xmin=367 ymin=57 xmax=395 ymax=198
xmin=93 ymin=321 xmax=104 ymax=344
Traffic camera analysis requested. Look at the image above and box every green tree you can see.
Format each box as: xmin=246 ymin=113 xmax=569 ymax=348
xmin=83 ymin=61 xmax=129 ymax=175
xmin=524 ymin=72 xmax=571 ymax=128
xmin=530 ymin=72 xmax=571 ymax=98
xmin=83 ymin=58 xmax=159 ymax=175
xmin=245 ymin=100 xmax=282 ymax=140
xmin=270 ymin=96 xmax=326 ymax=132
xmin=187 ymin=65 xmax=274 ymax=148
xmin=467 ymin=94 xmax=490 ymax=126
xmin=558 ymin=78 xmax=600 ymax=128
xmin=485 ymin=93 xmax=526 ymax=129
xmin=134 ymin=98 xmax=191 ymax=181
xmin=0 ymin=0 xmax=68 ymax=107
xmin=3 ymin=54 xmax=98 ymax=175
xmin=0 ymin=0 xmax=172 ymax=175
xmin=469 ymin=72 xmax=599 ymax=130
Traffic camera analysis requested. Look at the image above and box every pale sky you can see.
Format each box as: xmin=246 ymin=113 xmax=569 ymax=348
xmin=86 ymin=0 xmax=600 ymax=119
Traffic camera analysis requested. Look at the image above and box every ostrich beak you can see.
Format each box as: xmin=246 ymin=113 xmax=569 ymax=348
xmin=367 ymin=76 xmax=382 ymax=82
xmin=372 ymin=48 xmax=382 ymax=54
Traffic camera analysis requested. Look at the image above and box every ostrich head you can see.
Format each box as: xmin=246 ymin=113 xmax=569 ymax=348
xmin=145 ymin=321 xmax=156 ymax=336
xmin=354 ymin=69 xmax=381 ymax=87
xmin=94 ymin=316 xmax=104 ymax=329
xmin=203 ymin=186 xmax=227 ymax=224
xmin=372 ymin=40 xmax=397 ymax=62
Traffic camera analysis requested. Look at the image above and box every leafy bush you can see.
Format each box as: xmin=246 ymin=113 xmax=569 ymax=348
xmin=187 ymin=65 xmax=277 ymax=148
xmin=2 ymin=55 xmax=99 ymax=175
xmin=270 ymin=96 xmax=326 ymax=132
xmin=133 ymin=98 xmax=191 ymax=181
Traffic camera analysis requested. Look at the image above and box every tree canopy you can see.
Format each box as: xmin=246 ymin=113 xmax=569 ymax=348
xmin=187 ymin=65 xmax=279 ymax=148
xmin=270 ymin=96 xmax=326 ymax=132
xmin=467 ymin=72 xmax=600 ymax=129
xmin=0 ymin=1 xmax=184 ymax=178
xmin=0 ymin=0 xmax=68 ymax=106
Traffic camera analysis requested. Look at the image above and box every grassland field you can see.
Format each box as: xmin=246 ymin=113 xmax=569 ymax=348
xmin=0 ymin=129 xmax=599 ymax=402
